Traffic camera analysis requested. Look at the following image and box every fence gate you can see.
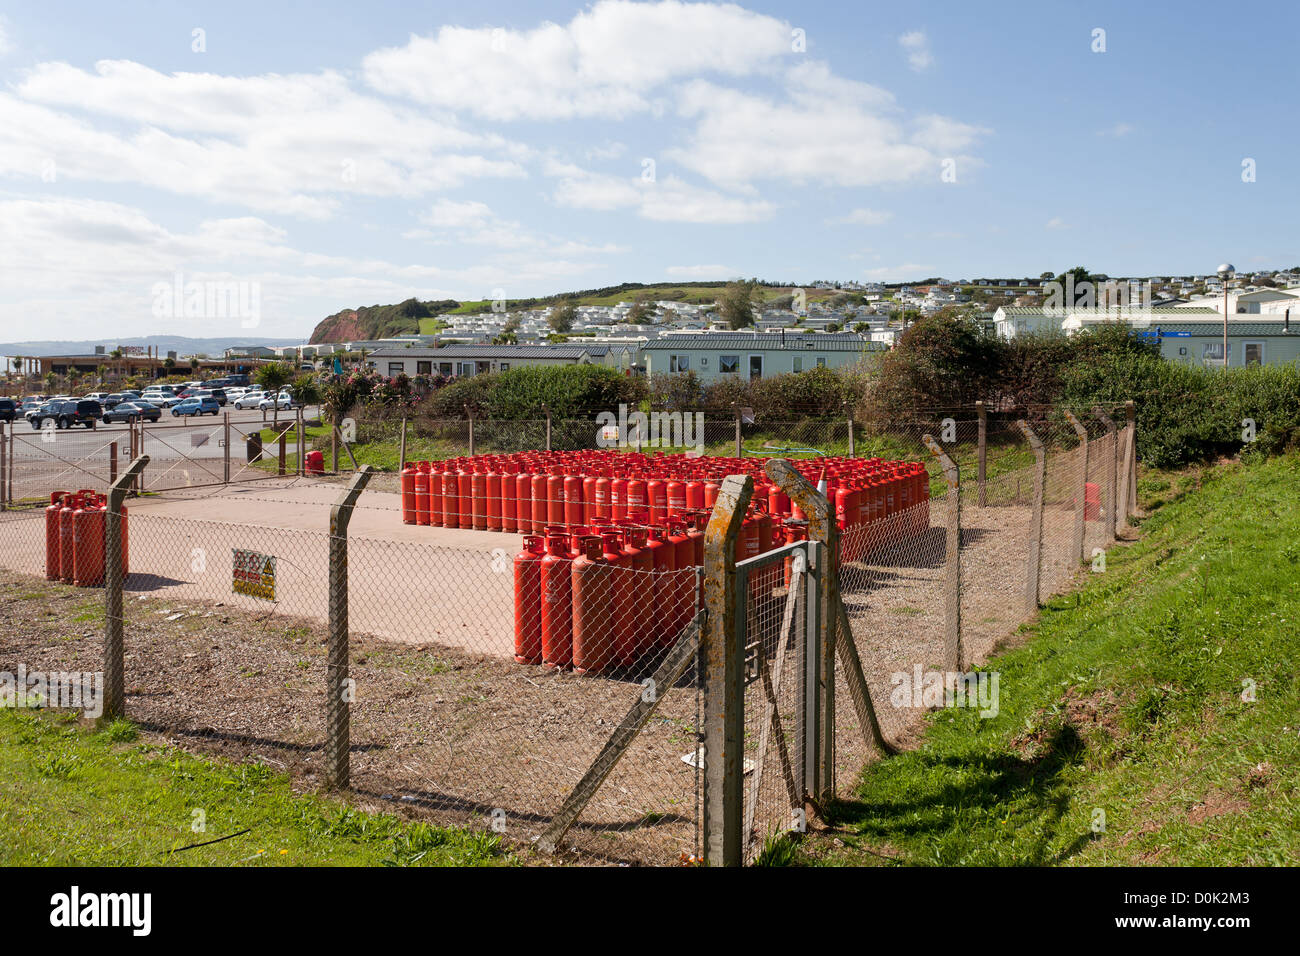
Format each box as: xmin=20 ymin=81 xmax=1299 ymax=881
xmin=2 ymin=423 xmax=126 ymax=505
xmin=138 ymin=414 xmax=301 ymax=491
xmin=736 ymin=537 xmax=821 ymax=863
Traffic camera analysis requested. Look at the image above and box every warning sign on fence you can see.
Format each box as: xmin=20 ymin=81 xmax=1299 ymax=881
xmin=232 ymin=548 xmax=276 ymax=601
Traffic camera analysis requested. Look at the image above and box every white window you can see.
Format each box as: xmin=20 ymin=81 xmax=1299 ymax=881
xmin=670 ymin=354 xmax=690 ymax=372
xmin=748 ymin=355 xmax=763 ymax=380
xmin=499 ymin=362 xmax=510 ymax=371
xmin=816 ymin=356 xmax=826 ymax=368
xmin=387 ymin=362 xmax=404 ymax=376
xmin=1202 ymin=342 xmax=1232 ymax=366
xmin=792 ymin=357 xmax=803 ymax=373
xmin=1244 ymin=341 xmax=1265 ymax=366
xmin=719 ymin=355 xmax=740 ymax=374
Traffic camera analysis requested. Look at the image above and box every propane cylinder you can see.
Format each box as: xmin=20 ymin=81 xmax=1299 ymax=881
xmin=685 ymin=511 xmax=706 ymax=566
xmin=644 ymin=527 xmax=675 ymax=648
xmin=428 ymin=467 xmax=444 ymax=527
xmin=471 ymin=463 xmax=488 ymax=531
xmin=582 ymin=473 xmax=598 ymax=525
xmin=665 ymin=518 xmax=695 ymax=644
xmin=442 ymin=462 xmax=460 ymax=529
xmin=59 ymin=494 xmax=79 ymax=584
xmin=400 ymin=464 xmax=418 ymax=524
xmin=666 ymin=477 xmax=686 ymax=517
xmin=768 ymin=484 xmax=790 ymax=519
xmin=540 ymin=534 xmax=573 ymax=669
xmin=523 ymin=471 xmax=542 ymax=535
xmin=500 ymin=463 xmax=517 ymax=533
xmin=564 ymin=474 xmax=584 ymax=529
xmin=621 ymin=527 xmax=655 ymax=664
xmin=685 ymin=478 xmax=704 ymax=511
xmin=515 ymin=472 xmax=533 ymax=534
xmin=486 ymin=465 xmax=503 ymax=532
xmin=545 ymin=468 xmax=565 ymax=528
xmin=646 ymin=476 xmax=666 ymax=526
xmin=610 ymin=473 xmax=627 ymax=522
xmin=45 ymin=491 xmax=68 ymax=581
xmin=72 ymin=499 xmax=106 ymax=587
xmin=414 ymin=463 xmax=431 ymax=526
xmin=625 ymin=476 xmax=647 ymax=520
xmin=513 ymin=535 xmax=544 ymax=664
xmin=703 ymin=480 xmax=720 ymax=510
xmin=594 ymin=472 xmax=611 ymax=520
xmin=572 ymin=536 xmax=613 ymax=675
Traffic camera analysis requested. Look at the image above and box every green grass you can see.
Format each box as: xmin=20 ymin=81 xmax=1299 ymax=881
xmin=0 ymin=709 xmax=512 ymax=866
xmin=811 ymin=452 xmax=1300 ymax=866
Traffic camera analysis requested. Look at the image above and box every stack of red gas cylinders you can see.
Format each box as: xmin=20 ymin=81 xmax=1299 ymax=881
xmin=399 ymin=450 xmax=929 ymax=564
xmin=44 ymin=490 xmax=129 ymax=588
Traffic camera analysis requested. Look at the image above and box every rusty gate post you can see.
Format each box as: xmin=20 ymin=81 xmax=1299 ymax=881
xmin=109 ymin=441 xmax=118 ymax=486
xmin=1094 ymin=407 xmax=1118 ymax=546
xmin=764 ymin=458 xmax=839 ymax=801
xmin=0 ymin=422 xmax=6 ymax=511
xmin=923 ymin=436 xmax=962 ymax=671
xmin=104 ymin=455 xmax=150 ymax=722
xmin=277 ymin=426 xmax=287 ymax=476
xmin=732 ymin=404 xmax=742 ymax=458
xmin=702 ymin=473 xmax=752 ymax=866
xmin=1017 ymin=420 xmax=1046 ymax=613
xmin=976 ymin=401 xmax=987 ymax=507
xmin=1063 ymin=410 xmax=1089 ymax=565
xmin=297 ymin=408 xmax=305 ymax=477
xmin=326 ymin=465 xmax=374 ymax=790
xmin=222 ymin=412 xmax=230 ymax=484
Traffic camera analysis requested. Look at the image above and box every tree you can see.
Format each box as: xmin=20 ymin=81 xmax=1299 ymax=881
xmin=719 ymin=278 xmax=760 ymax=330
xmin=625 ymin=295 xmax=654 ymax=325
xmin=255 ymin=361 xmax=295 ymax=426
xmin=547 ymin=300 xmax=577 ymax=333
xmin=189 ymin=357 xmax=200 ymax=373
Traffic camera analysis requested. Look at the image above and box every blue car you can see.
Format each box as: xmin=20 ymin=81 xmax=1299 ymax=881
xmin=171 ymin=397 xmax=220 ymax=417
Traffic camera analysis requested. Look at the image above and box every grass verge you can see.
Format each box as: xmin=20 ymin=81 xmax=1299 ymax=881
xmin=805 ymin=453 xmax=1300 ymax=866
xmin=0 ymin=709 xmax=512 ymax=866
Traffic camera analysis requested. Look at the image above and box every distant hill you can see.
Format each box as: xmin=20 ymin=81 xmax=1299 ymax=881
xmin=307 ymin=281 xmax=806 ymax=344
xmin=0 ymin=335 xmax=303 ymax=357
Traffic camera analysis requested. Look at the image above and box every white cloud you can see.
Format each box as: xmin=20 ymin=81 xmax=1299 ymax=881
xmin=829 ymin=208 xmax=893 ymax=226
xmin=865 ymin=263 xmax=933 ymax=279
xmin=552 ymin=168 xmax=775 ymax=223
xmin=1046 ymin=217 xmax=1068 ymax=230
xmin=421 ymin=198 xmax=495 ymax=229
xmin=1 ymin=61 xmax=527 ymax=218
xmin=1097 ymin=122 xmax=1134 ymax=137
xmin=362 ymin=0 xmax=793 ymax=121
xmin=666 ymin=66 xmax=986 ymax=189
xmin=899 ymin=31 xmax=933 ymax=71
xmin=666 ymin=264 xmax=736 ymax=278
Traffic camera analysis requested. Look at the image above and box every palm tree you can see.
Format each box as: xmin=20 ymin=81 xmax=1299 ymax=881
xmin=255 ymin=361 xmax=294 ymax=427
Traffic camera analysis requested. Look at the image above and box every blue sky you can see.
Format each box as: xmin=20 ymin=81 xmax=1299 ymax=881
xmin=1 ymin=0 xmax=1297 ymax=341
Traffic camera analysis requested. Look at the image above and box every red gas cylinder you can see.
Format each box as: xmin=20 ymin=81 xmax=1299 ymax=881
xmin=582 ymin=474 xmax=598 ymax=525
xmin=500 ymin=464 xmax=517 ymax=533
xmin=45 ymin=491 xmax=69 ymax=581
xmin=59 ymin=494 xmax=79 ymax=584
xmin=471 ymin=464 xmax=488 ymax=531
xmin=531 ymin=472 xmax=548 ymax=534
xmin=610 ymin=473 xmax=627 ymax=522
xmin=306 ymin=450 xmax=324 ymax=475
xmin=768 ymin=484 xmax=790 ymax=519
xmin=513 ymin=535 xmax=544 ymax=664
xmin=783 ymin=521 xmax=808 ymax=586
xmin=540 ymin=534 xmax=573 ymax=669
xmin=414 ymin=464 xmax=431 ymax=526
xmin=594 ymin=472 xmax=612 ymax=520
xmin=685 ymin=478 xmax=704 ymax=511
xmin=666 ymin=477 xmax=686 ymax=517
xmin=625 ymin=476 xmax=647 ymax=521
xmin=665 ymin=519 xmax=695 ymax=643
xmin=442 ymin=462 xmax=460 ymax=529
xmin=515 ymin=472 xmax=533 ymax=534
xmin=400 ymin=465 xmax=417 ymax=524
xmin=486 ymin=466 xmax=503 ymax=532
xmin=703 ymin=480 xmax=720 ymax=510
xmin=564 ymin=474 xmax=584 ymax=528
xmin=621 ymin=527 xmax=655 ymax=664
xmin=72 ymin=499 xmax=106 ymax=587
xmin=685 ymin=511 xmax=706 ymax=566
xmin=644 ymin=527 xmax=675 ymax=648
xmin=646 ymin=476 xmax=666 ymax=526
xmin=572 ymin=536 xmax=614 ymax=675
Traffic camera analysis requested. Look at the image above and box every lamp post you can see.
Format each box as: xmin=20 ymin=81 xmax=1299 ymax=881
xmin=1216 ymin=262 xmax=1235 ymax=369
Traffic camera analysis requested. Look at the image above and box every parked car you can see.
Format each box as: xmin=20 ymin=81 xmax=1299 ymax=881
xmin=209 ymin=387 xmax=228 ymax=406
xmin=258 ymin=391 xmax=299 ymax=411
xmin=233 ymin=390 xmax=265 ymax=409
xmin=171 ymin=397 xmax=220 ymax=417
xmin=103 ymin=401 xmax=162 ymax=424
xmin=28 ymin=399 xmax=102 ymax=429
xmin=0 ymin=399 xmax=17 ymax=423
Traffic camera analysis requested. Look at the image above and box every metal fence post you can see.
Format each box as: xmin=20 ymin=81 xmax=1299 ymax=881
xmin=733 ymin=405 xmax=742 ymax=459
xmin=0 ymin=422 xmax=6 ymax=511
xmin=543 ymin=404 xmax=552 ymax=452
xmin=1063 ymin=410 xmax=1089 ymax=565
xmin=104 ymin=455 xmax=150 ymax=722
xmin=1124 ymin=400 xmax=1138 ymax=524
xmin=1094 ymin=407 xmax=1118 ymax=546
xmin=297 ymin=408 xmax=305 ymax=477
xmin=1017 ymin=420 xmax=1046 ymax=613
xmin=976 ymin=401 xmax=987 ymax=507
xmin=923 ymin=436 xmax=962 ymax=671
xmin=326 ymin=465 xmax=374 ymax=790
xmin=702 ymin=473 xmax=752 ymax=866
xmin=465 ymin=405 xmax=475 ymax=457
xmin=398 ymin=416 xmax=408 ymax=473
xmin=222 ymin=412 xmax=230 ymax=484
xmin=844 ymin=403 xmax=855 ymax=457
xmin=763 ymin=458 xmax=838 ymax=802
